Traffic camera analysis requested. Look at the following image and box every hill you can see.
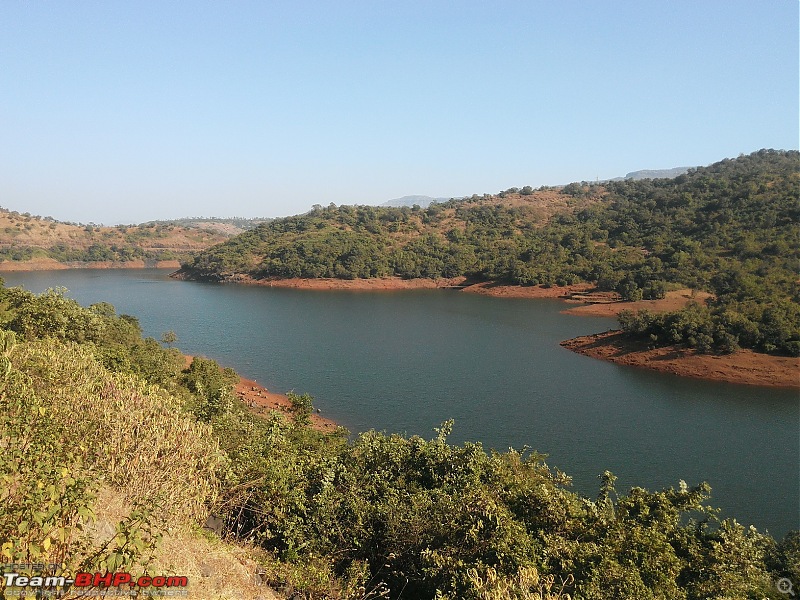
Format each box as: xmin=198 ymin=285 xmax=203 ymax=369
xmin=620 ymin=166 xmax=692 ymax=180
xmin=176 ymin=186 xmax=600 ymax=282
xmin=177 ymin=149 xmax=800 ymax=356
xmin=380 ymin=166 xmax=693 ymax=208
xmin=0 ymin=210 xmax=231 ymax=269
xmin=141 ymin=216 xmax=272 ymax=236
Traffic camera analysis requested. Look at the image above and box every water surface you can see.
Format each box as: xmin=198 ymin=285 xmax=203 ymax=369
xmin=4 ymin=269 xmax=798 ymax=537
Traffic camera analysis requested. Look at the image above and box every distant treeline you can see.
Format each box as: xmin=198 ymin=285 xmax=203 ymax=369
xmin=181 ymin=149 xmax=800 ymax=355
xmin=0 ymin=219 xmax=227 ymax=264
xmin=0 ymin=244 xmax=183 ymax=263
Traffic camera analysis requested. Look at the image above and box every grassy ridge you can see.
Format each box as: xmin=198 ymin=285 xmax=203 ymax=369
xmin=0 ymin=210 xmax=232 ymax=264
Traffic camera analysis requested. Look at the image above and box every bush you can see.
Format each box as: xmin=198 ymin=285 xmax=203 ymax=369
xmin=13 ymin=339 xmax=222 ymax=527
xmin=0 ymin=333 xmax=222 ymax=582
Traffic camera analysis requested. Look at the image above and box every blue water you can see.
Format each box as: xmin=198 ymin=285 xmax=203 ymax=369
xmin=4 ymin=269 xmax=798 ymax=537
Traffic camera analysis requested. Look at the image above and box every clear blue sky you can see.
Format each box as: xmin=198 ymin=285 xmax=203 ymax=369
xmin=1 ymin=1 xmax=797 ymax=225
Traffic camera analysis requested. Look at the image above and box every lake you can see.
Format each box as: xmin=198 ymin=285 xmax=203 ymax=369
xmin=4 ymin=268 xmax=798 ymax=537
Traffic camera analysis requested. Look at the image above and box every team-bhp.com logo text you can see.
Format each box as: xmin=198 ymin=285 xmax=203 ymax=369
xmin=2 ymin=570 xmax=188 ymax=597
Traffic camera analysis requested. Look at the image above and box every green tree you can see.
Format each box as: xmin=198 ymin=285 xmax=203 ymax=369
xmin=160 ymin=330 xmax=178 ymax=348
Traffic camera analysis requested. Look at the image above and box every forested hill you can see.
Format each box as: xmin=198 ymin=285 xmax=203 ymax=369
xmin=178 ymin=149 xmax=797 ymax=297
xmin=178 ymin=150 xmax=799 ymax=355
xmin=177 ymin=183 xmax=601 ymax=283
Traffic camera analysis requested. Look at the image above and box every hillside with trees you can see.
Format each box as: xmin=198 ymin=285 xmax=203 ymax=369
xmin=178 ymin=150 xmax=800 ymax=356
xmin=0 ymin=211 xmax=232 ymax=266
xmin=140 ymin=216 xmax=272 ymax=236
xmin=1 ymin=283 xmax=797 ymax=599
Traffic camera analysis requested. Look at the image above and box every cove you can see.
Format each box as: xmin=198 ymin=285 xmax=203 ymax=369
xmin=4 ymin=268 xmax=798 ymax=537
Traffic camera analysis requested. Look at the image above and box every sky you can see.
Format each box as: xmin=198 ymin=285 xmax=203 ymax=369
xmin=1 ymin=1 xmax=797 ymax=225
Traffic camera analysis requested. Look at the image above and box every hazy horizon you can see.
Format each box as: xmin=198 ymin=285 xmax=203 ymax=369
xmin=2 ymin=1 xmax=797 ymax=225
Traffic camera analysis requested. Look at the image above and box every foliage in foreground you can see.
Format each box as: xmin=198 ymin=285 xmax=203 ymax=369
xmin=211 ymin=405 xmax=791 ymax=599
xmin=0 ymin=285 xmax=797 ymax=599
xmin=0 ymin=333 xmax=221 ymax=587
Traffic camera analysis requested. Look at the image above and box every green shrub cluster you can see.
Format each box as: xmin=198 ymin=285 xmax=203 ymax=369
xmin=618 ymin=298 xmax=800 ymax=356
xmin=0 ymin=286 xmax=223 ymax=587
xmin=205 ymin=399 xmax=797 ymax=599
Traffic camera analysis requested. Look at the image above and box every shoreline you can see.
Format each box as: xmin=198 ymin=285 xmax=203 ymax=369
xmin=0 ymin=258 xmax=181 ymax=272
xmin=184 ymin=354 xmax=339 ymax=432
xmin=218 ymin=276 xmax=795 ymax=389
xmin=174 ymin=272 xmax=602 ymax=299
xmin=234 ymin=376 xmax=339 ymax=432
xmin=198 ymin=274 xmax=470 ymax=291
xmin=10 ymin=264 xmax=792 ymax=390
xmin=562 ymin=331 xmax=800 ymax=389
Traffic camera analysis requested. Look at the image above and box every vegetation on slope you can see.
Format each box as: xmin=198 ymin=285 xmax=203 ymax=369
xmin=1 ymin=284 xmax=797 ymax=599
xmin=178 ymin=187 xmax=598 ymax=283
xmin=179 ymin=149 xmax=800 ymax=355
xmin=0 ymin=317 xmax=220 ymax=593
xmin=141 ymin=216 xmax=273 ymax=236
xmin=0 ymin=209 xmax=231 ymax=264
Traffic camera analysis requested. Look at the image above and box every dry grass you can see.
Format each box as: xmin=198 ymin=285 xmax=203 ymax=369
xmin=3 ymin=338 xmax=280 ymax=598
xmin=14 ymin=340 xmax=223 ymax=527
xmin=86 ymin=487 xmax=280 ymax=600
xmin=148 ymin=525 xmax=279 ymax=599
xmin=0 ymin=209 xmax=229 ymax=255
xmin=562 ymin=288 xmax=714 ymax=317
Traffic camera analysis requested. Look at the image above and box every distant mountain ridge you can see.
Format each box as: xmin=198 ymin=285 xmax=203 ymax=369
xmin=383 ymin=167 xmax=692 ymax=207
xmin=0 ymin=208 xmax=231 ymax=266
